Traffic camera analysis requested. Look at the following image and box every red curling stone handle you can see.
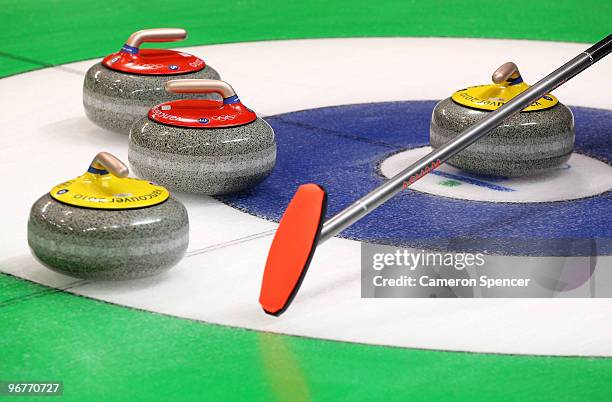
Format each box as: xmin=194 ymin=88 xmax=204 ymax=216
xmin=124 ymin=28 xmax=187 ymax=48
xmin=165 ymin=79 xmax=239 ymax=103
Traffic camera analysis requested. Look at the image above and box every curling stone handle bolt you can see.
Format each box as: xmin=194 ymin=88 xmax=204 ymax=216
xmin=90 ymin=152 xmax=129 ymax=178
xmin=124 ymin=28 xmax=187 ymax=48
xmin=165 ymin=79 xmax=238 ymax=101
xmin=492 ymin=62 xmax=521 ymax=84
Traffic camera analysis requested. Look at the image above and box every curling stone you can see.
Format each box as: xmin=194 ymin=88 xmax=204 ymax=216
xmin=430 ymin=62 xmax=575 ymax=177
xmin=83 ymin=28 xmax=221 ymax=134
xmin=128 ymin=79 xmax=276 ymax=195
xmin=28 ymin=152 xmax=189 ymax=280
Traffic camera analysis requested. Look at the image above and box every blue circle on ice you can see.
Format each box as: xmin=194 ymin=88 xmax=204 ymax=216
xmin=219 ymin=101 xmax=612 ymax=256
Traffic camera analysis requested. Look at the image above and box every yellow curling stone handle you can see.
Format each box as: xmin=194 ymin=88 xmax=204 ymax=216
xmin=50 ymin=152 xmax=169 ymax=210
xmin=451 ymin=62 xmax=559 ymax=112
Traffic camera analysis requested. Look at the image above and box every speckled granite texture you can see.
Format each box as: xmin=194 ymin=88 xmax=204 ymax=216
xmin=28 ymin=194 xmax=189 ymax=279
xmin=83 ymin=63 xmax=221 ymax=134
xmin=128 ymin=117 xmax=276 ymax=194
xmin=430 ymin=98 xmax=575 ymax=177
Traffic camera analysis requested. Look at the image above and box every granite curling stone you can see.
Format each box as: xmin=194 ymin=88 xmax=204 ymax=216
xmin=28 ymin=152 xmax=189 ymax=280
xmin=129 ymin=79 xmax=276 ymax=195
xmin=430 ymin=62 xmax=575 ymax=177
xmin=83 ymin=28 xmax=221 ymax=134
